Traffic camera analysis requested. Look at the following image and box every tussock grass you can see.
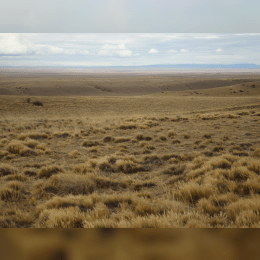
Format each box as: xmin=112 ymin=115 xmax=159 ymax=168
xmin=18 ymin=133 xmax=49 ymax=141
xmin=117 ymin=124 xmax=137 ymax=130
xmin=116 ymin=159 xmax=147 ymax=174
xmin=39 ymin=207 xmax=85 ymax=228
xmin=0 ymin=164 xmax=17 ymax=177
xmin=38 ymin=166 xmax=64 ymax=179
xmin=0 ymin=187 xmax=23 ymax=202
xmin=82 ymin=140 xmax=100 ymax=147
xmin=6 ymin=141 xmax=32 ymax=156
xmin=2 ymin=173 xmax=28 ymax=182
xmin=114 ymin=137 xmax=131 ymax=143
xmin=32 ymin=100 xmax=43 ymax=106
xmin=247 ymin=159 xmax=260 ymax=175
xmin=167 ymin=130 xmax=176 ymax=137
xmin=1 ymin=100 xmax=260 ymax=227
xmin=103 ymin=136 xmax=115 ymax=142
xmin=23 ymin=169 xmax=38 ymax=177
xmin=135 ymin=134 xmax=153 ymax=141
xmin=69 ymin=150 xmax=80 ymax=158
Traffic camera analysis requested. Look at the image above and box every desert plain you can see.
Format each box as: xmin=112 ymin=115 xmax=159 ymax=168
xmin=0 ymin=67 xmax=260 ymax=228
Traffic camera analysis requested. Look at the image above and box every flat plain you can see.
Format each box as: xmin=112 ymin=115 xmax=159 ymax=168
xmin=0 ymin=68 xmax=260 ymax=228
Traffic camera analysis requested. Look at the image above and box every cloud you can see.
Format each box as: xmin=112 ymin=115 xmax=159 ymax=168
xmin=0 ymin=34 xmax=89 ymax=56
xmin=98 ymin=43 xmax=132 ymax=57
xmin=194 ymin=35 xmax=222 ymax=39
xmin=235 ymin=33 xmax=260 ymax=36
xmin=149 ymin=48 xmax=158 ymax=53
xmin=180 ymin=49 xmax=189 ymax=53
xmin=216 ymin=48 xmax=223 ymax=52
xmin=168 ymin=49 xmax=177 ymax=53
xmin=0 ymin=34 xmax=34 ymax=55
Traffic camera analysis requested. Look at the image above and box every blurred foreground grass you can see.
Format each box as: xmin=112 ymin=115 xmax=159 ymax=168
xmin=1 ymin=229 xmax=260 ymax=260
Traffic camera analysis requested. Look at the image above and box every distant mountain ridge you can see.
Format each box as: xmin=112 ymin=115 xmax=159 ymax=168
xmin=70 ymin=64 xmax=260 ymax=69
xmin=2 ymin=64 xmax=260 ymax=70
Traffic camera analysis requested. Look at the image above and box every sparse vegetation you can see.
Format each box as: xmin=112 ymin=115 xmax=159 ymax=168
xmin=32 ymin=100 xmax=43 ymax=106
xmin=0 ymin=74 xmax=260 ymax=228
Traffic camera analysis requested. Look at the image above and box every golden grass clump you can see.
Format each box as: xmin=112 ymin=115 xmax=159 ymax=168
xmin=175 ymin=181 xmax=215 ymax=204
xmin=227 ymin=166 xmax=251 ymax=182
xmin=186 ymin=168 xmax=205 ymax=180
xmin=35 ymin=194 xmax=94 ymax=216
xmin=36 ymin=207 xmax=85 ymax=228
xmin=117 ymin=124 xmax=137 ymax=130
xmin=225 ymin=196 xmax=260 ymax=226
xmin=52 ymin=132 xmax=70 ymax=138
xmin=103 ymin=136 xmax=115 ymax=142
xmin=167 ymin=130 xmax=176 ymax=137
xmin=6 ymin=181 xmax=24 ymax=192
xmin=1 ymin=138 xmax=9 ymax=144
xmin=38 ymin=165 xmax=64 ymax=179
xmin=132 ymin=198 xmax=169 ymax=217
xmin=172 ymin=139 xmax=181 ymax=144
xmin=73 ymin=164 xmax=93 ymax=175
xmin=183 ymin=134 xmax=191 ymax=139
xmin=116 ymin=159 xmax=146 ymax=174
xmin=82 ymin=140 xmax=100 ymax=147
xmin=6 ymin=140 xmax=33 ymax=156
xmin=197 ymin=198 xmax=219 ymax=216
xmin=42 ymin=173 xmax=96 ymax=196
xmin=0 ymin=164 xmax=17 ymax=177
xmin=155 ymin=135 xmax=167 ymax=142
xmin=18 ymin=133 xmax=48 ymax=140
xmin=252 ymin=148 xmax=260 ymax=158
xmin=135 ymin=134 xmax=153 ymax=141
xmin=69 ymin=150 xmax=80 ymax=158
xmin=0 ymin=187 xmax=22 ymax=202
xmin=2 ymin=173 xmax=28 ymax=182
xmin=206 ymin=157 xmax=232 ymax=170
xmin=247 ymin=159 xmax=260 ymax=175
xmin=23 ymin=169 xmax=38 ymax=177
xmin=24 ymin=139 xmax=39 ymax=148
xmin=114 ymin=137 xmax=131 ymax=143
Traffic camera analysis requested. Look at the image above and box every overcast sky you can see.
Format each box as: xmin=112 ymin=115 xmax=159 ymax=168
xmin=0 ymin=33 xmax=260 ymax=67
xmin=0 ymin=0 xmax=260 ymax=33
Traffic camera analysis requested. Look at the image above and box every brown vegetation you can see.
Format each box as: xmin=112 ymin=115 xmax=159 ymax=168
xmin=0 ymin=72 xmax=260 ymax=228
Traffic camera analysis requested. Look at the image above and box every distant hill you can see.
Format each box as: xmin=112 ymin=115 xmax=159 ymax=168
xmin=2 ymin=64 xmax=260 ymax=70
xmin=97 ymin=64 xmax=260 ymax=70
xmin=67 ymin=64 xmax=260 ymax=70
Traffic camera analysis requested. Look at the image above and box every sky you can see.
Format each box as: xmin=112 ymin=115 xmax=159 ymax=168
xmin=0 ymin=33 xmax=260 ymax=67
xmin=0 ymin=0 xmax=260 ymax=33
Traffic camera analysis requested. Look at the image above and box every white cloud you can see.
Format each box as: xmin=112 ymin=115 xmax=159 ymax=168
xmin=194 ymin=35 xmax=222 ymax=39
xmin=149 ymin=48 xmax=158 ymax=53
xmin=0 ymin=34 xmax=89 ymax=56
xmin=180 ymin=49 xmax=189 ymax=53
xmin=98 ymin=43 xmax=132 ymax=57
xmin=168 ymin=49 xmax=177 ymax=53
xmin=235 ymin=33 xmax=260 ymax=36
xmin=216 ymin=48 xmax=223 ymax=52
xmin=0 ymin=34 xmax=34 ymax=55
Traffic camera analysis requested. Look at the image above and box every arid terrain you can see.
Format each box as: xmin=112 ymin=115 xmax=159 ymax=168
xmin=0 ymin=68 xmax=260 ymax=228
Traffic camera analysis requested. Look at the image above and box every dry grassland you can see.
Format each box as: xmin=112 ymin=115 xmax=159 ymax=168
xmin=1 ymin=229 xmax=260 ymax=260
xmin=0 ymin=74 xmax=260 ymax=228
